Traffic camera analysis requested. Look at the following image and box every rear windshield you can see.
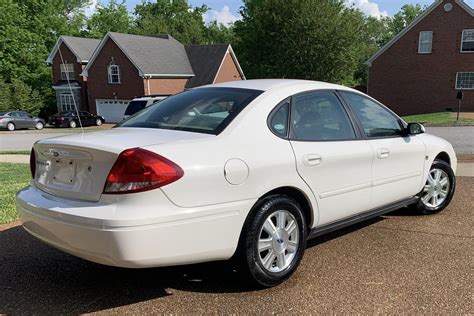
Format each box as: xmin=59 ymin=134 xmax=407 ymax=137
xmin=124 ymin=100 xmax=148 ymax=116
xmin=117 ymin=87 xmax=263 ymax=135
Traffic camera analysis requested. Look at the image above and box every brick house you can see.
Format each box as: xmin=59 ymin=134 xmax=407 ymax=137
xmin=367 ymin=0 xmax=474 ymax=115
xmin=48 ymin=32 xmax=245 ymax=122
xmin=46 ymin=36 xmax=101 ymax=113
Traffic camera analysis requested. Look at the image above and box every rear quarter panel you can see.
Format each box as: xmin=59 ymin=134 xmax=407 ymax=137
xmin=144 ymin=86 xmax=320 ymax=226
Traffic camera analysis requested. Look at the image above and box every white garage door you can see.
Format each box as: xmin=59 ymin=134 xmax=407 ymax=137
xmin=96 ymin=99 xmax=130 ymax=123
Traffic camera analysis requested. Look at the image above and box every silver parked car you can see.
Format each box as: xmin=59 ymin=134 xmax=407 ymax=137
xmin=0 ymin=111 xmax=46 ymax=131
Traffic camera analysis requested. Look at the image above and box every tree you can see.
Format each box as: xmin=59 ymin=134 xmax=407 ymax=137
xmin=86 ymin=0 xmax=132 ymax=38
xmin=388 ymin=4 xmax=424 ymax=37
xmin=205 ymin=21 xmax=237 ymax=44
xmin=234 ymin=0 xmax=365 ymax=84
xmin=0 ymin=0 xmax=89 ymax=117
xmin=134 ymin=0 xmax=208 ymax=44
xmin=0 ymin=78 xmax=12 ymax=112
xmin=10 ymin=79 xmax=43 ymax=115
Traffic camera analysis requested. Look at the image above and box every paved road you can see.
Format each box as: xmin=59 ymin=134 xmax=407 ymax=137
xmin=1 ymin=178 xmax=472 ymax=314
xmin=426 ymin=126 xmax=474 ymax=154
xmin=0 ymin=131 xmax=72 ymax=151
xmin=1 ymin=127 xmax=472 ymax=154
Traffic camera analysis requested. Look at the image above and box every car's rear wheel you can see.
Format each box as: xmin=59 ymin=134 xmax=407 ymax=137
xmin=69 ymin=120 xmax=77 ymax=128
xmin=240 ymin=195 xmax=307 ymax=287
xmin=415 ymin=159 xmax=455 ymax=215
xmin=7 ymin=122 xmax=15 ymax=131
xmin=96 ymin=118 xmax=103 ymax=126
xmin=35 ymin=122 xmax=44 ymax=130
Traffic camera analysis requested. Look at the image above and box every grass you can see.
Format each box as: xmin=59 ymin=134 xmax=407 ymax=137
xmin=0 ymin=163 xmax=31 ymax=224
xmin=402 ymin=112 xmax=474 ymax=125
xmin=0 ymin=150 xmax=31 ymax=155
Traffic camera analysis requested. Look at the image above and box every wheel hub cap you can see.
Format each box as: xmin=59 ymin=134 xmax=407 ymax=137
xmin=421 ymin=168 xmax=449 ymax=208
xmin=257 ymin=210 xmax=299 ymax=273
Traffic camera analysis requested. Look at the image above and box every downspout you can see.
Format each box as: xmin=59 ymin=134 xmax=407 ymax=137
xmin=146 ymin=76 xmax=151 ymax=95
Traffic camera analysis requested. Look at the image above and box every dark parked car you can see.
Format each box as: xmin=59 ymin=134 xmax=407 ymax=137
xmin=49 ymin=111 xmax=105 ymax=128
xmin=0 ymin=111 xmax=45 ymax=131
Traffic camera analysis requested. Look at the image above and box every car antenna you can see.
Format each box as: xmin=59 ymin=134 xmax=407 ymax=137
xmin=58 ymin=46 xmax=84 ymax=134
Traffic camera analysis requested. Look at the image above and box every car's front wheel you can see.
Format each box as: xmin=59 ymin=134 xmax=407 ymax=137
xmin=415 ymin=159 xmax=455 ymax=215
xmin=35 ymin=122 xmax=44 ymax=130
xmin=240 ymin=195 xmax=307 ymax=287
xmin=96 ymin=118 xmax=103 ymax=126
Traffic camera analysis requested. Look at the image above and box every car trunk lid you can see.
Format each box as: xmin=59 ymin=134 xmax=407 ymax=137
xmin=33 ymin=128 xmax=213 ymax=201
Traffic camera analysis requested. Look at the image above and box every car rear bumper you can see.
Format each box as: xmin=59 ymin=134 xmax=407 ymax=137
xmin=16 ymin=185 xmax=254 ymax=268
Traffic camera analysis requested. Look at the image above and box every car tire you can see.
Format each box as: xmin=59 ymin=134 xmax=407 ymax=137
xmin=69 ymin=120 xmax=77 ymax=128
xmin=6 ymin=122 xmax=15 ymax=131
xmin=239 ymin=195 xmax=307 ymax=288
xmin=414 ymin=159 xmax=456 ymax=215
xmin=35 ymin=122 xmax=44 ymax=130
xmin=96 ymin=118 xmax=103 ymax=126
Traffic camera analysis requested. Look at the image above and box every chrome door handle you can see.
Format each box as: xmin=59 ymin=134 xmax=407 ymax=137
xmin=377 ymin=148 xmax=390 ymax=159
xmin=303 ymin=154 xmax=322 ymax=166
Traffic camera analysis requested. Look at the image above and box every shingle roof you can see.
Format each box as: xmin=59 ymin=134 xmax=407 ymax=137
xmin=61 ymin=36 xmax=101 ymax=62
xmin=106 ymin=32 xmax=194 ymax=76
xmin=185 ymin=44 xmax=229 ymax=88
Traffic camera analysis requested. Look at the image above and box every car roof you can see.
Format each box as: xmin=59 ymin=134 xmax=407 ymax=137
xmin=201 ymin=79 xmax=358 ymax=93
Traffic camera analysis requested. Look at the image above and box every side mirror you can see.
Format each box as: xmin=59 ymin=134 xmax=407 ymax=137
xmin=407 ymin=122 xmax=425 ymax=135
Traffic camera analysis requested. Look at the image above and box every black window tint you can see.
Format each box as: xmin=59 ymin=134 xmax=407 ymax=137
xmin=117 ymin=88 xmax=263 ymax=135
xmin=124 ymin=100 xmax=147 ymax=115
xmin=341 ymin=92 xmax=402 ymax=137
xmin=292 ymin=92 xmax=356 ymax=141
xmin=269 ymin=100 xmax=289 ymax=137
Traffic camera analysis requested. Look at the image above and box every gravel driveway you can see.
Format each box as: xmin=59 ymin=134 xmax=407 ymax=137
xmin=1 ymin=177 xmax=472 ymax=314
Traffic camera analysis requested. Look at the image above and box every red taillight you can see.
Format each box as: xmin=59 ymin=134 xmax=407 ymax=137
xmin=59 ymin=116 xmax=64 ymax=121
xmin=103 ymin=148 xmax=183 ymax=194
xmin=30 ymin=148 xmax=36 ymax=179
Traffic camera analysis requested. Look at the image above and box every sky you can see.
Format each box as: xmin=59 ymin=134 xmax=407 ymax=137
xmin=87 ymin=0 xmax=474 ymax=24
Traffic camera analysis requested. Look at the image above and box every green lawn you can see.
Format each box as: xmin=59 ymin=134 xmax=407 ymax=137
xmin=402 ymin=112 xmax=474 ymax=125
xmin=0 ymin=150 xmax=31 ymax=155
xmin=0 ymin=163 xmax=31 ymax=224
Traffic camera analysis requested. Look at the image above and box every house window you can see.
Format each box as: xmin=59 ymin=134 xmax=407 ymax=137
xmin=108 ymin=64 xmax=121 ymax=84
xmin=60 ymin=92 xmax=75 ymax=111
xmin=60 ymin=63 xmax=75 ymax=80
xmin=461 ymin=29 xmax=474 ymax=52
xmin=456 ymin=72 xmax=474 ymax=90
xmin=418 ymin=31 xmax=433 ymax=54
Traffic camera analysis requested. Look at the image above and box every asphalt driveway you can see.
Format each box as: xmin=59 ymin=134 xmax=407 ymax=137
xmin=1 ymin=177 xmax=472 ymax=314
xmin=426 ymin=126 xmax=474 ymax=154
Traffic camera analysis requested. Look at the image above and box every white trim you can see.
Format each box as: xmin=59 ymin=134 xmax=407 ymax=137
xmin=367 ymin=0 xmax=442 ymax=66
xmin=456 ymin=0 xmax=474 ymax=16
xmin=142 ymin=74 xmax=195 ymax=78
xmin=52 ymin=85 xmax=81 ymax=90
xmin=460 ymin=29 xmax=474 ymax=53
xmin=212 ymin=45 xmax=246 ymax=84
xmin=107 ymin=64 xmax=121 ymax=84
xmin=46 ymin=37 xmax=82 ymax=64
xmin=418 ymin=31 xmax=433 ymax=54
xmin=455 ymin=72 xmax=474 ymax=90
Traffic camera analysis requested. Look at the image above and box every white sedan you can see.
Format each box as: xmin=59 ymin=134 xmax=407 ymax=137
xmin=16 ymin=80 xmax=456 ymax=287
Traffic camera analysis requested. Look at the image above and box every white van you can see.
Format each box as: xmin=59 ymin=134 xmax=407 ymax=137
xmin=122 ymin=95 xmax=168 ymax=120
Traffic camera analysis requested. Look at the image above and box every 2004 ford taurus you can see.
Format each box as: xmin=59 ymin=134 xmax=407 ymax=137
xmin=16 ymin=80 xmax=456 ymax=287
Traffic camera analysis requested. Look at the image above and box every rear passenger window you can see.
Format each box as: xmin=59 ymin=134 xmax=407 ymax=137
xmin=340 ymin=92 xmax=402 ymax=137
xmin=269 ymin=100 xmax=289 ymax=137
xmin=291 ymin=92 xmax=356 ymax=141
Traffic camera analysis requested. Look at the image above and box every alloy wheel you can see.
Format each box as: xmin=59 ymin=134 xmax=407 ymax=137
xmin=257 ymin=210 xmax=299 ymax=273
xmin=421 ymin=168 xmax=450 ymax=208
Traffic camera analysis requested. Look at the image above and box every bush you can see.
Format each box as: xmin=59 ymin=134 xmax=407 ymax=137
xmin=0 ymin=78 xmax=43 ymax=116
